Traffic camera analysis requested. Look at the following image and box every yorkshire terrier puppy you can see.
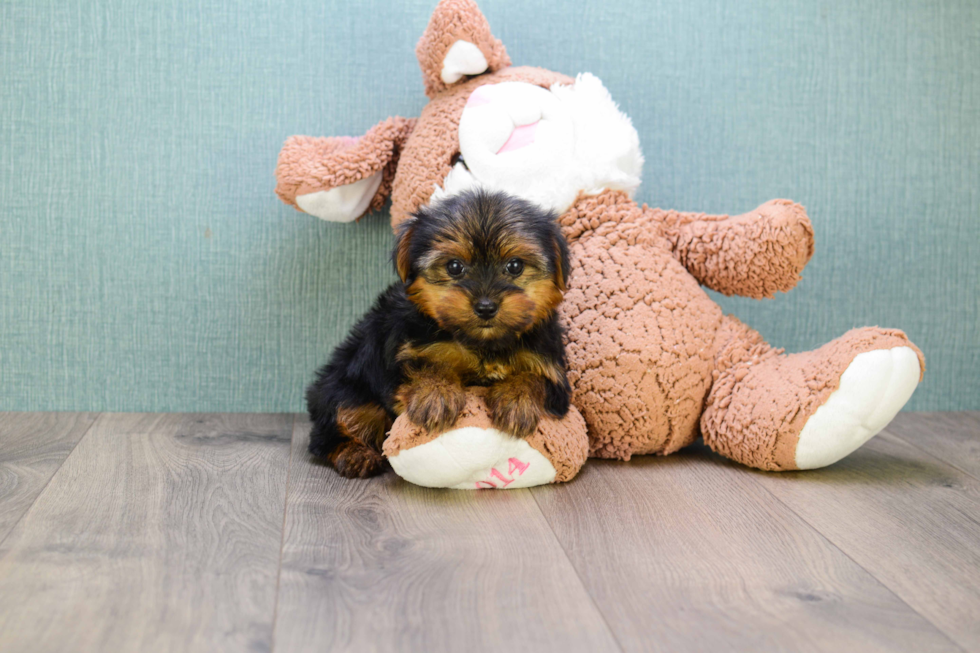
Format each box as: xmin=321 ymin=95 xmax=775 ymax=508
xmin=306 ymin=189 xmax=572 ymax=478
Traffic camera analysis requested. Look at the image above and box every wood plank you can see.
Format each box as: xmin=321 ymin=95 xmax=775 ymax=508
xmin=882 ymin=412 xmax=980 ymax=480
xmin=0 ymin=412 xmax=293 ymax=653
xmin=750 ymin=432 xmax=980 ymax=651
xmin=0 ymin=412 xmax=98 ymax=542
xmin=532 ymin=449 xmax=961 ymax=653
xmin=272 ymin=417 xmax=620 ymax=653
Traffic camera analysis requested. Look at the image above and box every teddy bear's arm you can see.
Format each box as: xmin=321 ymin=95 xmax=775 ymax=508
xmin=274 ymin=117 xmax=416 ymax=222
xmin=651 ymin=199 xmax=815 ymax=299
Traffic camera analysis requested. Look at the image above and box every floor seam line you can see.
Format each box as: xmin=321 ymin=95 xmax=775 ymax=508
xmin=530 ymin=483 xmax=628 ymax=653
xmin=747 ymin=474 xmax=970 ymax=653
xmin=269 ymin=412 xmax=298 ymax=653
xmin=883 ymin=428 xmax=980 ymax=484
xmin=0 ymin=412 xmax=102 ymax=552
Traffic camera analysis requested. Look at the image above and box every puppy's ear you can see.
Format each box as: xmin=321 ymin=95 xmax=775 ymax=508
xmin=416 ymin=0 xmax=511 ymax=98
xmin=393 ymin=218 xmax=418 ymax=282
xmin=551 ymin=225 xmax=571 ymax=292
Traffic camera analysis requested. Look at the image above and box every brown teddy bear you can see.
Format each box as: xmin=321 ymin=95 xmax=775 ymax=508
xmin=275 ymin=0 xmax=924 ymax=488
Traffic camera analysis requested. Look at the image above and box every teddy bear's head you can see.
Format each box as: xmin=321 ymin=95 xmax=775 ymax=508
xmin=276 ymin=0 xmax=644 ymax=229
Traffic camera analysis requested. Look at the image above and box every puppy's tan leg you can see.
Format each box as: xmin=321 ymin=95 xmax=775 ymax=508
xmin=329 ymin=404 xmax=391 ymax=478
xmin=486 ymin=373 xmax=548 ymax=438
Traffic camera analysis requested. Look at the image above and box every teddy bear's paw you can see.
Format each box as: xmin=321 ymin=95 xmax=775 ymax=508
xmin=295 ymin=172 xmax=383 ymax=223
xmin=795 ymin=347 xmax=921 ymax=469
xmin=387 ymin=427 xmax=557 ymax=490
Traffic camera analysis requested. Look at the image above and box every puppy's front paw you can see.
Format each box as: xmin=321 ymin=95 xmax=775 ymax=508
xmin=329 ymin=441 xmax=387 ymax=478
xmin=487 ymin=389 xmax=544 ymax=439
xmin=399 ymin=380 xmax=467 ymax=433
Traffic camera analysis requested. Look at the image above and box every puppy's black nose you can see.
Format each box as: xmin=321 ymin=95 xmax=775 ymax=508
xmin=474 ymin=298 xmax=498 ymax=319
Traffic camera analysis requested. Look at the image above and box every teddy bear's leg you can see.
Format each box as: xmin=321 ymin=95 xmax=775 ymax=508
xmin=701 ymin=316 xmax=924 ymax=471
xmin=383 ymin=390 xmax=589 ymax=489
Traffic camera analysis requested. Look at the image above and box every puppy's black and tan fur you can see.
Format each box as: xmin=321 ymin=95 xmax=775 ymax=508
xmin=306 ymin=189 xmax=572 ymax=478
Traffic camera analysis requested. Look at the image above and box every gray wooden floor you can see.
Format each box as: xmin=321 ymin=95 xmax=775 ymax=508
xmin=0 ymin=412 xmax=977 ymax=653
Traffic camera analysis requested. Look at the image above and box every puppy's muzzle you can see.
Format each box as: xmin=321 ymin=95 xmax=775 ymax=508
xmin=474 ymin=298 xmax=499 ymax=320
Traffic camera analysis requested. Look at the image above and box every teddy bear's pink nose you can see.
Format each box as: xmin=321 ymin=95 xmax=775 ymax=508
xmin=496 ymin=121 xmax=538 ymax=154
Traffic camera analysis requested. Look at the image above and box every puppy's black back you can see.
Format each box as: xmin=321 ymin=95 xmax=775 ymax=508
xmin=305 ymin=284 xmax=442 ymax=459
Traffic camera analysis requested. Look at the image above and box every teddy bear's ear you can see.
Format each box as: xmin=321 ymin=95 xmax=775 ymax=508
xmin=275 ymin=116 xmax=416 ymax=222
xmin=416 ymin=0 xmax=511 ymax=98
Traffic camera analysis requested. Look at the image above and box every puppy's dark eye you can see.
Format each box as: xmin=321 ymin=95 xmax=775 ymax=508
xmin=505 ymin=258 xmax=524 ymax=276
xmin=446 ymin=259 xmax=465 ymax=278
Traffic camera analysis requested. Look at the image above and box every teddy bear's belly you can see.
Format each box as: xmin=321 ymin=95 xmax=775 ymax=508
xmin=560 ymin=241 xmax=724 ymax=460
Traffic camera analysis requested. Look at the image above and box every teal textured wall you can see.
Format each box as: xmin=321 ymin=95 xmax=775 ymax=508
xmin=1 ymin=0 xmax=977 ymax=412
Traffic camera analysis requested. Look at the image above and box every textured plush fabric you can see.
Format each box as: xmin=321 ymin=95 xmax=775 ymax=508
xmin=558 ymin=191 xmax=722 ymax=459
xmin=556 ymin=190 xmax=875 ymax=465
xmin=658 ymin=199 xmax=815 ymax=299
xmin=416 ymin=0 xmax=511 ymax=98
xmin=383 ymin=388 xmax=589 ymax=483
xmin=701 ymin=321 xmax=925 ymax=470
xmin=276 ymin=0 xmax=928 ymax=474
xmin=390 ymin=67 xmax=572 ymax=228
xmin=275 ymin=117 xmax=416 ymax=215
xmin=1 ymin=0 xmax=977 ymax=412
